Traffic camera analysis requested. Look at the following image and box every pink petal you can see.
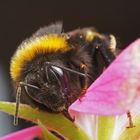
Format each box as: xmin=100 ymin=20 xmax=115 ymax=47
xmin=0 ymin=126 xmax=42 ymax=140
xmin=69 ymin=38 xmax=140 ymax=116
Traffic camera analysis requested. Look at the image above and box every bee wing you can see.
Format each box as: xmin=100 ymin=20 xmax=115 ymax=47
xmin=33 ymin=22 xmax=63 ymax=37
xmin=69 ymin=38 xmax=140 ymax=116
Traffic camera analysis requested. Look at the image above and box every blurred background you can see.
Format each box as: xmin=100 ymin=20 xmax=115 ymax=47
xmin=0 ymin=0 xmax=140 ymax=136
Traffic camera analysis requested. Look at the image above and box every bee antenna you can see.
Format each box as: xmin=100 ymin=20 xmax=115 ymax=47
xmin=14 ymin=84 xmax=22 ymax=126
xmin=20 ymin=82 xmax=40 ymax=90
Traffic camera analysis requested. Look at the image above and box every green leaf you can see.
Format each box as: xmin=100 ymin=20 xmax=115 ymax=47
xmin=98 ymin=116 xmax=116 ymax=140
xmin=0 ymin=101 xmax=89 ymax=140
xmin=119 ymin=113 xmax=140 ymax=140
xmin=38 ymin=120 xmax=59 ymax=140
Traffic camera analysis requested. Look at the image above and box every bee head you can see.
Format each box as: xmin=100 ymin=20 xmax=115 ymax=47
xmin=22 ymin=57 xmax=90 ymax=112
xmin=23 ymin=62 xmax=68 ymax=112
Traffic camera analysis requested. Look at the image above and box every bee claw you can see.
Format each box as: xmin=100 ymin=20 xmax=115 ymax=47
xmin=126 ymin=111 xmax=135 ymax=128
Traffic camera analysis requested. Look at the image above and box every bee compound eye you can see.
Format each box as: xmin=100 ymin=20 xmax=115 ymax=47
xmin=51 ymin=66 xmax=64 ymax=76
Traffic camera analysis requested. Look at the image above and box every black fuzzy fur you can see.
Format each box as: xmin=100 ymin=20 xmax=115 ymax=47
xmin=12 ymin=23 xmax=116 ymax=116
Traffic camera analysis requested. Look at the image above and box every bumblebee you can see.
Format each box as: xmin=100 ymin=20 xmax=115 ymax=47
xmin=10 ymin=22 xmax=117 ymax=125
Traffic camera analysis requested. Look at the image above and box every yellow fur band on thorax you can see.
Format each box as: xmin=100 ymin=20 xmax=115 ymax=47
xmin=10 ymin=34 xmax=69 ymax=81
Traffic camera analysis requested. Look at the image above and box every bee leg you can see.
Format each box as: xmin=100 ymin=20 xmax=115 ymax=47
xmin=80 ymin=63 xmax=88 ymax=93
xmin=90 ymin=35 xmax=116 ymax=67
xmin=126 ymin=111 xmax=135 ymax=128
xmin=97 ymin=42 xmax=116 ymax=66
xmin=78 ymin=63 xmax=89 ymax=102
xmin=98 ymin=35 xmax=117 ymax=66
xmin=78 ymin=85 xmax=88 ymax=102
xmin=87 ymin=37 xmax=116 ymax=81
xmin=14 ymin=85 xmax=22 ymax=126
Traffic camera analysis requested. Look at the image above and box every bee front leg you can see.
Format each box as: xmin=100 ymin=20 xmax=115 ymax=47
xmin=89 ymin=35 xmax=116 ymax=79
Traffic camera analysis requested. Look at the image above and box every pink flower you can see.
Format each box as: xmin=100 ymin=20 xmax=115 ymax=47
xmin=69 ymin=39 xmax=140 ymax=140
xmin=69 ymin=38 xmax=140 ymax=116
xmin=0 ymin=126 xmax=42 ymax=140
